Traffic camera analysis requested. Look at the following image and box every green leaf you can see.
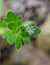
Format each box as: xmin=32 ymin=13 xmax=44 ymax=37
xmin=34 ymin=26 xmax=41 ymax=35
xmin=6 ymin=10 xmax=17 ymax=21
xmin=0 ymin=21 xmax=4 ymax=27
xmin=16 ymin=16 xmax=22 ymax=26
xmin=4 ymin=11 xmax=22 ymax=30
xmin=15 ymin=31 xmax=22 ymax=49
xmin=19 ymin=25 xmax=26 ymax=32
xmin=16 ymin=20 xmax=22 ymax=26
xmin=8 ymin=22 xmax=17 ymax=29
xmin=22 ymin=34 xmax=30 ymax=44
xmin=31 ymin=26 xmax=41 ymax=38
xmin=4 ymin=30 xmax=16 ymax=45
xmin=17 ymin=15 xmax=22 ymax=20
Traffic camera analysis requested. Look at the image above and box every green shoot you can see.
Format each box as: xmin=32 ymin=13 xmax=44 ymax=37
xmin=0 ymin=10 xmax=41 ymax=49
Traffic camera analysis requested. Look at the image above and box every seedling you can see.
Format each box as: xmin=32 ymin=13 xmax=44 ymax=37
xmin=0 ymin=10 xmax=41 ymax=49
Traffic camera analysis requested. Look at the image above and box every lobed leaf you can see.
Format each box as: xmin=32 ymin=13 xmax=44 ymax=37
xmin=3 ymin=30 xmax=16 ymax=45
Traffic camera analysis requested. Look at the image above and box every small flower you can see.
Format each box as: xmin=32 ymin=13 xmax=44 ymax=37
xmin=27 ymin=24 xmax=30 ymax=28
xmin=28 ymin=29 xmax=34 ymax=35
xmin=31 ymin=26 xmax=34 ymax=29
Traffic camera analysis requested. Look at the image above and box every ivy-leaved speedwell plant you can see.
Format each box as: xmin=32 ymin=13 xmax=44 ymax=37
xmin=0 ymin=10 xmax=41 ymax=49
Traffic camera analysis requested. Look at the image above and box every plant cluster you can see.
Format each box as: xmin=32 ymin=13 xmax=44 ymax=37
xmin=0 ymin=10 xmax=41 ymax=49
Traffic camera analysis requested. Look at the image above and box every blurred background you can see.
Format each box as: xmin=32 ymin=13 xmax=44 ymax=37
xmin=0 ymin=0 xmax=50 ymax=65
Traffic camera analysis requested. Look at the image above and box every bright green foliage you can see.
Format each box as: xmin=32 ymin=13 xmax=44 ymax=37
xmin=3 ymin=30 xmax=17 ymax=45
xmin=0 ymin=21 xmax=4 ymax=27
xmin=15 ymin=31 xmax=22 ymax=49
xmin=0 ymin=10 xmax=41 ymax=49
